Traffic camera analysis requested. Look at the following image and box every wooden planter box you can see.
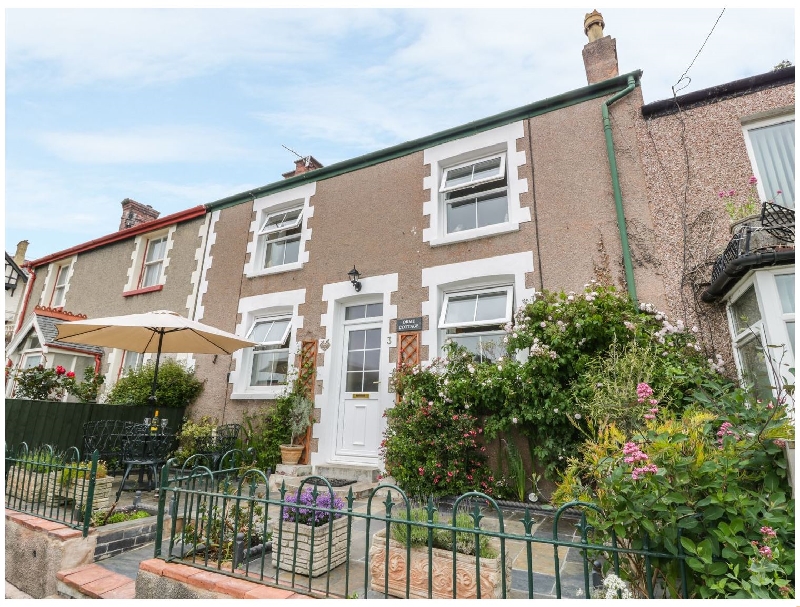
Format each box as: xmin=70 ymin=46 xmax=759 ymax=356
xmin=6 ymin=467 xmax=58 ymax=503
xmin=273 ymin=516 xmax=348 ymax=577
xmin=368 ymin=528 xmax=510 ymax=599
xmin=48 ymin=476 xmax=114 ymax=510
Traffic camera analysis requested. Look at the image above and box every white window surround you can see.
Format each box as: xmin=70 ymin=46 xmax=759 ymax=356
xmin=39 ymin=257 xmax=76 ymax=309
xmin=741 ymin=110 xmax=795 ymax=208
xmin=421 ymin=252 xmax=535 ymax=366
xmin=123 ymin=226 xmax=176 ymax=292
xmin=230 ymin=288 xmax=306 ymax=400
xmin=725 ymin=267 xmax=795 ymax=409
xmin=244 ymin=183 xmax=315 ymax=278
xmin=140 ymin=236 xmax=168 ymax=288
xmin=423 ymin=122 xmax=530 ymax=247
xmin=314 ymin=272 xmax=399 ymax=467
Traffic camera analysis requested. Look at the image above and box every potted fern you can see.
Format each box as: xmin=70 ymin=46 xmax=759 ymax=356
xmin=279 ymin=394 xmax=314 ymax=465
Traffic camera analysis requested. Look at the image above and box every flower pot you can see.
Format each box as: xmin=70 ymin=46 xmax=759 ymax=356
xmin=729 ymin=213 xmax=761 ymax=235
xmin=368 ymin=528 xmax=510 ymax=599
xmin=5 ymin=467 xmax=58 ymax=503
xmin=273 ymin=516 xmax=348 ymax=577
xmin=280 ymin=444 xmax=304 ymax=465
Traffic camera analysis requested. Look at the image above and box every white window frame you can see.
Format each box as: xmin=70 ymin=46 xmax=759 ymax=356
xmin=139 ymin=236 xmax=168 ymax=288
xmin=118 ymin=350 xmax=142 ymax=378
xmin=423 ymin=122 xmax=530 ymax=247
xmin=741 ymin=110 xmax=795 ymax=207
xmin=51 ymin=264 xmax=70 ymax=307
xmin=123 ymin=227 xmax=175 ymax=293
xmin=725 ymin=267 xmax=795 ymax=408
xmin=256 ymin=205 xmax=304 ymax=271
xmin=41 ymin=257 xmax=75 ymax=309
xmin=230 ymin=288 xmax=306 ymax=400
xmin=244 ymin=183 xmax=315 ymax=279
xmin=439 ymin=153 xmax=507 ymax=194
xmin=438 ymin=286 xmax=513 ymax=329
xmin=246 ymin=315 xmax=292 ymax=389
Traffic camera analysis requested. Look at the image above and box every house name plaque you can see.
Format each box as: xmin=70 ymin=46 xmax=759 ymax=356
xmin=396 ymin=317 xmax=423 ymax=332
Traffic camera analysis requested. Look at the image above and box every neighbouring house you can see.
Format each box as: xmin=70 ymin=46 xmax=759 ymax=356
xmin=5 ymin=241 xmax=29 ymax=344
xmin=5 ymin=198 xmax=208 ymax=397
xmin=636 ymin=65 xmax=795 ymax=405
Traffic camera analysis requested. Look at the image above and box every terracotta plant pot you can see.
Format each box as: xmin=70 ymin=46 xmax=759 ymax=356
xmin=280 ymin=444 xmax=304 ymax=465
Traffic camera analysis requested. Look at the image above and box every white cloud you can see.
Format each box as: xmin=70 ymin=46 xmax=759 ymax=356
xmin=36 ymin=126 xmax=248 ymax=164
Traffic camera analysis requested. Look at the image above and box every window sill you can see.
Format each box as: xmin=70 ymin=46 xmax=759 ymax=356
xmin=123 ymin=284 xmax=164 ymax=297
xmin=428 ymin=222 xmax=519 ymax=247
xmin=246 ymin=262 xmax=303 ymax=279
xmin=231 ymin=388 xmax=284 ymax=400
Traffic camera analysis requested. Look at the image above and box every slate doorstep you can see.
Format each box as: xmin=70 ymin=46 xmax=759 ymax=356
xmin=56 ymin=563 xmax=136 ymax=599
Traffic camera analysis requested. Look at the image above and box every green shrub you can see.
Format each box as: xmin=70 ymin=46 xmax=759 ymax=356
xmin=390 ymin=508 xmax=497 ymax=559
xmin=552 ymin=377 xmax=794 ymax=599
xmin=64 ymin=366 xmax=106 ymax=403
xmin=242 ymin=398 xmax=292 ymax=472
xmin=173 ymin=416 xmax=216 ymax=464
xmin=11 ymin=365 xmax=67 ymax=400
xmin=91 ymin=509 xmax=150 ymax=527
xmin=60 ymin=460 xmax=108 ymax=487
xmin=104 ymin=359 xmax=203 ymax=408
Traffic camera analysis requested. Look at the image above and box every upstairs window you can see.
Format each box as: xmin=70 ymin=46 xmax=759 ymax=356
xmin=743 ymin=115 xmax=795 ymax=208
xmin=440 ymin=154 xmax=508 ymax=234
xmin=119 ymin=350 xmax=142 ymax=378
xmin=139 ymin=236 xmax=167 ymax=288
xmin=50 ymin=264 xmax=70 ymax=308
xmin=258 ymin=207 xmax=303 ymax=270
xmin=246 ymin=316 xmax=292 ymax=387
xmin=439 ymin=286 xmax=512 ymax=362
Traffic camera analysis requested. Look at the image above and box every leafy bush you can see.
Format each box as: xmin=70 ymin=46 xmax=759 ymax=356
xmin=21 ymin=448 xmax=62 ymax=472
xmin=91 ymin=508 xmax=150 ymax=527
xmin=243 ymin=399 xmax=292 ymax=472
xmin=60 ymin=460 xmax=108 ymax=487
xmin=389 ymin=508 xmax=497 ymax=559
xmin=552 ymin=378 xmax=794 ymax=599
xmin=105 ymin=359 xmax=203 ymax=408
xmin=173 ymin=416 xmax=216 ymax=464
xmin=285 ymin=394 xmax=313 ymax=445
xmin=64 ymin=366 xmax=106 ymax=403
xmin=11 ymin=364 xmax=68 ymax=400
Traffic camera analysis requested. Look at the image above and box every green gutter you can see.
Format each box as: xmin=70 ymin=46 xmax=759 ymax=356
xmin=206 ymin=70 xmax=643 ymax=213
xmin=602 ymin=74 xmax=638 ymax=305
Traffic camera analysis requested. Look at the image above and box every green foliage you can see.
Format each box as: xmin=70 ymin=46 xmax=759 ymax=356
xmin=173 ymin=416 xmax=216 ymax=464
xmin=242 ymin=398 xmax=292 ymax=472
xmin=91 ymin=509 xmax=150 ymax=527
xmin=503 ymin=440 xmax=526 ymax=503
xmin=11 ymin=364 xmax=67 ymax=400
xmin=21 ymin=448 xmax=62 ymax=473
xmin=64 ymin=366 xmax=106 ymax=403
xmin=552 ymin=376 xmax=795 ymax=599
xmin=60 ymin=460 xmax=108 ymax=486
xmin=104 ymin=359 xmax=203 ymax=408
xmin=390 ymin=508 xmax=497 ymax=559
xmin=285 ymin=394 xmax=313 ymax=445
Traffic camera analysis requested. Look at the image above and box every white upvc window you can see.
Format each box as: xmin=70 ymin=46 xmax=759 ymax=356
xmin=727 ymin=268 xmax=795 ymax=406
xmin=257 ymin=206 xmax=303 ymax=270
xmin=50 ymin=263 xmax=70 ymax=308
xmin=742 ymin=112 xmax=795 ymax=208
xmin=119 ymin=350 xmax=142 ymax=378
xmin=140 ymin=236 xmax=168 ymax=288
xmin=246 ymin=316 xmax=292 ymax=387
xmin=439 ymin=286 xmax=512 ymax=363
xmin=441 ymin=153 xmax=509 ymax=235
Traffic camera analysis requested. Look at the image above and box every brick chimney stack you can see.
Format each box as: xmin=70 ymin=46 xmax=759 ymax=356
xmin=282 ymin=156 xmax=324 ymax=179
xmin=582 ymin=10 xmax=619 ymax=85
xmin=119 ymin=198 xmax=160 ymax=231
xmin=13 ymin=240 xmax=29 ymax=267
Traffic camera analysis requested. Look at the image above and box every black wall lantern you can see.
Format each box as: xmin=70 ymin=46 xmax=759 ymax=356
xmin=348 ymin=265 xmax=362 ymax=292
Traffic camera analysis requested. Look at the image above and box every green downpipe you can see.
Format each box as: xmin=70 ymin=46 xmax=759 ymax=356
xmin=601 ymin=74 xmax=638 ymax=305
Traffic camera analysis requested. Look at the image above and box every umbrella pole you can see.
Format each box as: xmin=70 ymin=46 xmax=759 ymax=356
xmin=149 ymin=330 xmax=164 ymax=415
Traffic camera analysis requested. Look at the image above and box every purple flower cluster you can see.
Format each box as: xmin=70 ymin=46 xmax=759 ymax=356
xmin=282 ymin=488 xmax=345 ymax=527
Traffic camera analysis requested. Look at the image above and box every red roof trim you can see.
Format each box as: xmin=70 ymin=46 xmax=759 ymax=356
xmin=28 ymin=205 xmax=206 ymax=268
xmin=122 ymin=284 xmax=164 ymax=297
xmin=34 ymin=305 xmax=88 ymax=321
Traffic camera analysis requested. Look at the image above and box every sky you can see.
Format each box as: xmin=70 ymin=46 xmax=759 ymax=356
xmin=4 ymin=6 xmax=796 ymax=261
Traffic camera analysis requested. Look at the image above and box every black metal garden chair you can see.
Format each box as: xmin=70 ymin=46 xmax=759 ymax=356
xmin=114 ymin=424 xmax=175 ymax=501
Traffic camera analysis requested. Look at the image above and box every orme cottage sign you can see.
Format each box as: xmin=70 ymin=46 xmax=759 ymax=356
xmin=396 ymin=317 xmax=423 ymax=332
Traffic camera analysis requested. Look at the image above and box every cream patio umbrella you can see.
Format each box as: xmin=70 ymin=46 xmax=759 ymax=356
xmin=54 ymin=310 xmax=257 ymax=407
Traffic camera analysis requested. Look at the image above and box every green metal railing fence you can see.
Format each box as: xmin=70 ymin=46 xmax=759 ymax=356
xmin=5 ymin=443 xmax=99 ymax=537
xmin=154 ymin=460 xmax=692 ymax=599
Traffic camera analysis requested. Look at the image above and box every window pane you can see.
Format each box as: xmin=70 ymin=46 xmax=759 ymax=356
xmin=472 ymin=157 xmax=502 ymax=182
xmin=264 ymin=241 xmax=285 ymax=268
xmin=363 ymin=371 xmax=380 ymax=392
xmin=363 ymin=349 xmax=380 ymax=371
xmin=365 ymin=303 xmax=383 ymax=318
xmin=444 ymin=294 xmax=477 ymax=324
xmin=730 ymin=286 xmax=761 ymax=334
xmin=478 ymin=334 xmax=504 ymax=362
xmin=447 ymin=199 xmax=476 ymax=233
xmin=146 ymin=238 xmax=166 ymax=263
xmin=24 ymin=355 xmax=42 ymax=368
xmin=750 ymin=120 xmax=795 ymax=208
xmin=786 ymin=321 xmax=795 ymax=356
xmin=52 ymin=286 xmax=66 ymax=307
xmin=26 ymin=332 xmax=40 ymax=350
xmin=265 ymin=319 xmax=290 ymax=344
xmin=55 ymin=267 xmax=69 ymax=287
xmin=364 ymin=328 xmax=381 ymax=350
xmin=348 ymin=329 xmax=365 ymax=350
xmin=776 ymin=274 xmax=795 ymax=313
xmin=142 ymin=262 xmax=161 ymax=287
xmin=347 ymin=351 xmax=363 ymax=373
xmin=737 ymin=335 xmax=773 ymax=402
xmin=476 ymin=194 xmax=508 ymax=228
xmin=444 ymin=165 xmax=473 ymax=189
xmin=250 ymin=351 xmax=289 ymax=386
xmin=475 ymin=291 xmax=508 ymax=322
xmin=345 ymin=305 xmax=366 ymax=321
xmin=52 ymin=353 xmax=76 ymax=371
xmin=283 ymin=237 xmax=301 ymax=264
xmin=346 ymin=371 xmax=363 ymax=392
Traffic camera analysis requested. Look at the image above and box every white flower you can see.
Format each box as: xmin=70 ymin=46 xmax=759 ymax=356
xmin=512 ymin=332 xmax=518 ymax=338
xmin=567 ymin=295 xmax=574 ymax=301
xmin=503 ymin=336 xmax=509 ymax=343
xmin=540 ymin=321 xmax=547 ymax=328
xmin=574 ymin=413 xmax=582 ymax=419
xmin=497 ymin=365 xmax=503 ymax=371
xmin=512 ymin=417 xmax=518 ymax=424
xmin=467 ymin=365 xmax=475 ymax=374
xmin=553 ymin=408 xmax=559 ymax=413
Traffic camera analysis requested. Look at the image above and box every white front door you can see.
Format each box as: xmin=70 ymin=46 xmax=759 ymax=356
xmin=336 ymin=309 xmax=383 ymax=459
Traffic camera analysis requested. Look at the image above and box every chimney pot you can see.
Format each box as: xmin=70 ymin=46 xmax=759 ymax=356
xmin=582 ymin=10 xmax=619 ymax=85
xmin=584 ymin=10 xmax=605 ymax=42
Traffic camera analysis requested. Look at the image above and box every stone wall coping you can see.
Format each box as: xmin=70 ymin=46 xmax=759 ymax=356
xmin=139 ymin=559 xmax=309 ymax=599
xmin=5 ymin=511 xmax=83 ymax=540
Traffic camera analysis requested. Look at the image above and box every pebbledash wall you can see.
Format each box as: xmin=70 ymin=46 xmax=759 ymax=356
xmin=188 ymin=70 xmax=668 ymax=468
xmin=635 ymin=68 xmax=795 ymax=374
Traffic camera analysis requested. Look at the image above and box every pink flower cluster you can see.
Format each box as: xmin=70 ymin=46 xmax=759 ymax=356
xmin=716 ymin=421 xmax=739 ymax=448
xmin=623 ymin=442 xmax=648 ymax=463
xmin=760 ymin=526 xmax=777 ymax=538
xmin=631 ymin=463 xmax=658 ymax=480
xmin=636 ymin=382 xmax=653 ymax=402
